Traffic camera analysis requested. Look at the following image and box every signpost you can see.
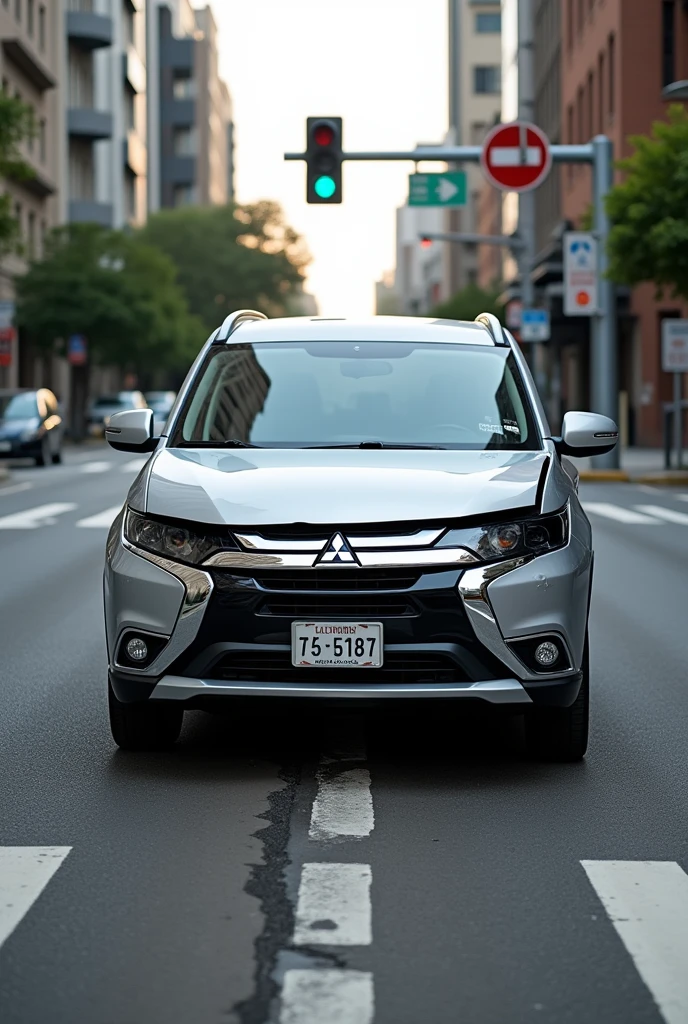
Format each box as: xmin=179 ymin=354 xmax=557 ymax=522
xmin=408 ymin=172 xmax=466 ymax=207
xmin=480 ymin=121 xmax=551 ymax=193
xmin=563 ymin=232 xmax=598 ymax=315
xmin=661 ymin=319 xmax=688 ymax=468
xmin=520 ymin=308 xmax=550 ymax=342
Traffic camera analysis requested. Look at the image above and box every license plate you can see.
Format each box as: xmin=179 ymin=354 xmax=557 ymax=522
xmin=291 ymin=621 xmax=383 ymax=668
xmin=0 ymin=441 xmax=11 ymax=452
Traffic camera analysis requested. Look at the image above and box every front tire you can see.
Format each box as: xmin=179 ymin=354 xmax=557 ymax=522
xmin=524 ymin=639 xmax=590 ymax=762
xmin=108 ymin=680 xmax=183 ymax=751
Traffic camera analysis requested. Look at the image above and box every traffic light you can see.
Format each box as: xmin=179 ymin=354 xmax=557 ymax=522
xmin=306 ymin=117 xmax=343 ymax=204
xmin=420 ymin=237 xmax=433 ymax=249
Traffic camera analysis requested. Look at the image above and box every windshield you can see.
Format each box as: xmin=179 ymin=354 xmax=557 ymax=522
xmin=0 ymin=393 xmax=39 ymax=420
xmin=172 ymin=341 xmax=541 ymax=450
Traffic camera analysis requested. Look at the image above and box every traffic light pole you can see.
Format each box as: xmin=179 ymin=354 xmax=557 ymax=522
xmin=285 ymin=137 xmax=619 ymax=469
xmin=416 ymin=231 xmax=525 ymax=251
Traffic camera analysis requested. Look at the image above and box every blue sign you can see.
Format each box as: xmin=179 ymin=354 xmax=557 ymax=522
xmin=520 ymin=308 xmax=550 ymax=342
xmin=68 ymin=335 xmax=88 ymax=366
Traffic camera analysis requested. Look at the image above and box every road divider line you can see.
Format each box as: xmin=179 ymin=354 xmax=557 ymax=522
xmin=75 ymin=505 xmax=122 ymax=529
xmin=634 ymin=504 xmax=688 ymax=526
xmin=581 ymin=860 xmax=688 ymax=1024
xmin=583 ymin=502 xmax=661 ymax=524
xmin=309 ymin=767 xmax=374 ymax=843
xmin=293 ymin=863 xmax=372 ymax=946
xmin=0 ymin=847 xmax=72 ymax=949
xmin=280 ymin=969 xmax=374 ymax=1024
xmin=79 ymin=461 xmax=111 ymax=474
xmin=0 ymin=502 xmax=77 ymax=529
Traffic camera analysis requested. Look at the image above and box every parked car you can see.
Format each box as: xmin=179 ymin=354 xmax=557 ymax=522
xmin=103 ymin=311 xmax=618 ymax=759
xmin=88 ymin=392 xmax=147 ymax=437
xmin=145 ymin=391 xmax=177 ymax=436
xmin=0 ymin=388 xmax=64 ymax=466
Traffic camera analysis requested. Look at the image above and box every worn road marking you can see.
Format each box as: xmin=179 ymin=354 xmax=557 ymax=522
xmin=635 ymin=504 xmax=688 ymax=526
xmin=76 ymin=505 xmax=121 ymax=528
xmin=582 ymin=860 xmax=688 ymax=1024
xmin=583 ymin=502 xmax=660 ymax=524
xmin=677 ymin=493 xmax=688 ymax=503
xmin=122 ymin=458 xmax=147 ymax=473
xmin=280 ymin=969 xmax=374 ymax=1024
xmin=293 ymin=863 xmax=372 ymax=946
xmin=0 ymin=847 xmax=72 ymax=948
xmin=79 ymin=461 xmax=111 ymax=474
xmin=0 ymin=503 xmax=77 ymax=529
xmin=0 ymin=482 xmax=33 ymax=497
xmin=309 ymin=768 xmax=374 ymax=843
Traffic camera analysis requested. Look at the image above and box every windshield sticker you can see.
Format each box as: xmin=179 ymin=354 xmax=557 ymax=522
xmin=479 ymin=422 xmax=504 ymax=434
xmin=503 ymin=419 xmax=521 ymax=435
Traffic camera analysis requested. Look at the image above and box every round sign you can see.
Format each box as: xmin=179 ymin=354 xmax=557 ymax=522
xmin=481 ymin=121 xmax=551 ymax=193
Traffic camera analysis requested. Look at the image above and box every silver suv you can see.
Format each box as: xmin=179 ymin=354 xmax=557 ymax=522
xmin=103 ymin=312 xmax=617 ymax=759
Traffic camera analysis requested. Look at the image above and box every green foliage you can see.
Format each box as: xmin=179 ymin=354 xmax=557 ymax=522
xmin=138 ymin=201 xmax=310 ymax=332
xmin=580 ymin=204 xmax=594 ymax=231
xmin=606 ymin=105 xmax=688 ymax=300
xmin=0 ymin=90 xmax=36 ymax=254
xmin=15 ymin=223 xmax=205 ymax=371
xmin=432 ymin=282 xmax=504 ymax=323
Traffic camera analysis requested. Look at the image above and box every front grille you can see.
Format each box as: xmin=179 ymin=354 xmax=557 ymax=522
xmin=233 ymin=568 xmax=422 ymax=592
xmin=208 ymin=649 xmax=466 ymax=685
xmin=257 ymin=593 xmax=416 ymax=618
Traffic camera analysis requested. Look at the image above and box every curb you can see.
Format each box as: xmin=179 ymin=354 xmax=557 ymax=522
xmin=578 ymin=470 xmax=630 ymax=482
xmin=579 ymin=469 xmax=688 ymax=484
xmin=632 ymin=473 xmax=688 ymax=485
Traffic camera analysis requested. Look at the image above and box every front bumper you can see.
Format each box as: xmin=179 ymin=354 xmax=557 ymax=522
xmin=0 ymin=437 xmax=43 ymax=458
xmin=104 ymin=509 xmax=592 ymax=710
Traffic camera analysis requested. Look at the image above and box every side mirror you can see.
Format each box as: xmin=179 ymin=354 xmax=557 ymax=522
xmin=105 ymin=409 xmax=158 ymax=453
xmin=555 ymin=411 xmax=619 ymax=457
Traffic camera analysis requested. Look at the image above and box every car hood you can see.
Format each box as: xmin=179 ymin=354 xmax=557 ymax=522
xmin=0 ymin=417 xmax=33 ymax=438
xmin=142 ymin=448 xmax=550 ymax=526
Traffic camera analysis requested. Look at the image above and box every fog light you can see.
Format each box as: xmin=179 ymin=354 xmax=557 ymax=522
xmin=534 ymin=641 xmax=559 ymax=667
xmin=126 ymin=637 xmax=148 ymax=662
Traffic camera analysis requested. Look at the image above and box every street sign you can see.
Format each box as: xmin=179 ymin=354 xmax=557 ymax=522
xmin=661 ymin=319 xmax=688 ymax=372
xmin=520 ymin=308 xmax=550 ymax=342
xmin=480 ymin=121 xmax=551 ymax=193
xmin=563 ymin=232 xmax=598 ymax=315
xmin=68 ymin=335 xmax=88 ymax=366
xmin=505 ymin=300 xmax=522 ymax=330
xmin=408 ymin=172 xmax=466 ymax=207
xmin=0 ymin=302 xmax=15 ymax=368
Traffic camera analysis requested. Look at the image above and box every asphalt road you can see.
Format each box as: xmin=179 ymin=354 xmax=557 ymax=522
xmin=1 ymin=450 xmax=687 ymax=1024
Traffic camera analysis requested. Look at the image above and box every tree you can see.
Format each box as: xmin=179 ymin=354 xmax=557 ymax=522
xmin=606 ymin=105 xmax=688 ymax=300
xmin=138 ymin=201 xmax=311 ymax=332
xmin=432 ymin=282 xmax=504 ymax=322
xmin=16 ymin=223 xmax=205 ymax=435
xmin=0 ymin=91 xmax=36 ymax=254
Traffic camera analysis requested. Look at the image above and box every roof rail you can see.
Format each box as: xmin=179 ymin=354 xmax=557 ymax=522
xmin=214 ymin=309 xmax=268 ymax=344
xmin=474 ymin=311 xmax=508 ymax=346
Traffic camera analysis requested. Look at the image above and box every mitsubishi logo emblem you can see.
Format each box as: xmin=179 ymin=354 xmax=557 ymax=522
xmin=314 ymin=532 xmax=358 ymax=566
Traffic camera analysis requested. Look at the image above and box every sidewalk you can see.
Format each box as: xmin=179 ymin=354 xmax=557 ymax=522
xmin=571 ymin=447 xmax=688 ymax=484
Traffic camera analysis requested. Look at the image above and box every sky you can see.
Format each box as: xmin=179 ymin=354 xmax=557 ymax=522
xmin=201 ymin=0 xmax=448 ymax=317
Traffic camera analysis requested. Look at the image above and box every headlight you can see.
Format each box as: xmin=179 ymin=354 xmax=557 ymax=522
xmin=440 ymin=508 xmax=569 ymax=562
xmin=124 ymin=509 xmax=231 ymax=565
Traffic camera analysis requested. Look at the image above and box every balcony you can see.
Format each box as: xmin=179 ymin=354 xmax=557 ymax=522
xmin=162 ymin=155 xmax=196 ymax=186
xmin=67 ymin=108 xmax=113 ymax=140
xmin=21 ymin=167 xmax=57 ymax=198
xmin=66 ymin=11 xmax=113 ymax=50
xmin=161 ymin=36 xmax=194 ymax=74
xmin=161 ymin=98 xmax=195 ymax=127
xmin=123 ymin=130 xmax=147 ymax=177
xmin=1 ymin=39 xmax=55 ymax=92
xmin=69 ymin=200 xmax=114 ymax=227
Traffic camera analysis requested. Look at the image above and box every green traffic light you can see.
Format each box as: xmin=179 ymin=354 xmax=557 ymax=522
xmin=314 ymin=175 xmax=336 ymax=199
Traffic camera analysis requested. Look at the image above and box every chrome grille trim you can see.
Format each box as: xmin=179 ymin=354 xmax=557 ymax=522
xmin=203 ymin=547 xmax=477 ymax=569
xmin=234 ymin=528 xmax=446 ymax=552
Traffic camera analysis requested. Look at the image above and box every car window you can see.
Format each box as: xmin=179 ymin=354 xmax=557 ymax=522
xmin=0 ymin=393 xmax=39 ymax=419
xmin=93 ymin=396 xmax=124 ymax=408
xmin=173 ymin=341 xmax=541 ymax=451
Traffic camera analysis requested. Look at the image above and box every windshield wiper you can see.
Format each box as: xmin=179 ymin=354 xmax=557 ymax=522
xmin=177 ymin=439 xmax=262 ymax=448
xmin=306 ymin=441 xmax=446 ymax=450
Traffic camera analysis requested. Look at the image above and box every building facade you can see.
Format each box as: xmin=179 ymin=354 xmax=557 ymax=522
xmin=148 ymin=0 xmax=234 ymax=212
xmin=562 ymin=0 xmax=688 ymax=445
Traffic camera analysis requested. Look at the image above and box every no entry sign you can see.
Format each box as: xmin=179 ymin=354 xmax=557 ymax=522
xmin=481 ymin=121 xmax=551 ymax=193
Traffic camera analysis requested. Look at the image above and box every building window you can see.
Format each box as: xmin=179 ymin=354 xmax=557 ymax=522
xmin=598 ymin=52 xmax=605 ymax=132
xmin=69 ymin=140 xmax=95 ymax=200
xmin=125 ymin=170 xmax=136 ymax=220
xmin=123 ymin=5 xmax=134 ymax=47
xmin=174 ymin=126 xmax=197 ymax=156
xmin=38 ymin=4 xmax=45 ymax=50
xmin=173 ymin=184 xmax=198 ymax=207
xmin=608 ymin=33 xmax=615 ymax=118
xmin=39 ymin=118 xmax=45 ymax=162
xmin=173 ymin=75 xmax=196 ymax=100
xmin=662 ymin=1 xmax=676 ymax=88
xmin=27 ymin=211 xmax=36 ymax=258
xmin=1 ymin=78 xmax=7 ymax=93
xmin=124 ymin=87 xmax=135 ymax=131
xmin=14 ymin=0 xmax=21 ymax=22
xmin=475 ymin=12 xmax=501 ymax=33
xmin=27 ymin=0 xmax=34 ymax=34
xmin=39 ymin=219 xmax=46 ymax=257
xmin=14 ymin=203 xmax=22 ymax=240
xmin=587 ymin=70 xmax=593 ymax=141
xmin=470 ymin=121 xmax=488 ymax=144
xmin=68 ymin=46 xmax=94 ymax=107
xmin=473 ymin=65 xmax=501 ymax=95
xmin=27 ymin=108 xmax=34 ymax=153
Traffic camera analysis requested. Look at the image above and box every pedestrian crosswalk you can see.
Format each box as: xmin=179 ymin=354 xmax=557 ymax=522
xmin=584 ymin=495 xmax=688 ymax=526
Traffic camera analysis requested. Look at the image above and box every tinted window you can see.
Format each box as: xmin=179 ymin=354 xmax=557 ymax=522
xmin=0 ymin=393 xmax=39 ymax=419
xmin=173 ymin=341 xmax=541 ymax=451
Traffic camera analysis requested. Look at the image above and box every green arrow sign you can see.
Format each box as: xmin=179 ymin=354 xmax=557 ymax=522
xmin=408 ymin=172 xmax=467 ymax=207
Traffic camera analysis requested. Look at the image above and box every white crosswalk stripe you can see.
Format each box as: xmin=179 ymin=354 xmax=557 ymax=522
xmin=79 ymin=461 xmax=111 ymax=474
xmin=583 ymin=502 xmax=661 ymax=524
xmin=582 ymin=860 xmax=688 ymax=1024
xmin=0 ymin=503 xmax=77 ymax=529
xmin=122 ymin=458 xmax=147 ymax=473
xmin=0 ymin=847 xmax=72 ymax=949
xmin=75 ymin=505 xmax=122 ymax=528
xmin=635 ymin=504 xmax=688 ymax=526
